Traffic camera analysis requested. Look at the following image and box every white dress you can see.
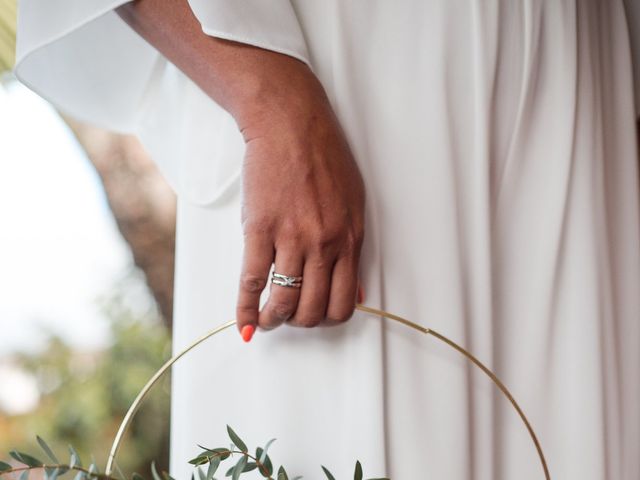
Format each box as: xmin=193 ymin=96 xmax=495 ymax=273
xmin=15 ymin=1 xmax=640 ymax=478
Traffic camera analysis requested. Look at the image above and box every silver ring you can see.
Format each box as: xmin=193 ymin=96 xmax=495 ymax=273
xmin=271 ymin=272 xmax=303 ymax=288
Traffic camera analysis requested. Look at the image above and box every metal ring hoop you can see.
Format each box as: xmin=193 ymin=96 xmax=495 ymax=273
xmin=105 ymin=304 xmax=551 ymax=479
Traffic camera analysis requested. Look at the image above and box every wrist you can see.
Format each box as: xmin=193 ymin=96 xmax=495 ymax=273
xmin=227 ymin=58 xmax=333 ymax=142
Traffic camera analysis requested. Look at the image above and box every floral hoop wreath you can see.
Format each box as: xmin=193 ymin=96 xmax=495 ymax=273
xmin=105 ymin=304 xmax=552 ymax=480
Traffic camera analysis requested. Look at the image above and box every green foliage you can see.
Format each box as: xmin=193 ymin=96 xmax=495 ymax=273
xmin=0 ymin=428 xmax=389 ymax=479
xmin=225 ymin=427 xmax=247 ymax=454
xmin=184 ymin=427 xmax=388 ymax=480
xmin=0 ymin=0 xmax=16 ymax=72
xmin=0 ymin=277 xmax=172 ymax=477
xmin=352 ymin=462 xmax=361 ymax=480
xmin=37 ymin=436 xmax=60 ymax=464
xmin=320 ymin=467 xmax=335 ymax=480
xmin=0 ymin=276 xmax=388 ymax=479
xmin=9 ymin=451 xmax=43 ymax=467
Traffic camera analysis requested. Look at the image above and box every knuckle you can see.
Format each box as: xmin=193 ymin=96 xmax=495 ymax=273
xmin=309 ymin=223 xmax=364 ymax=257
xmin=258 ymin=317 xmax=281 ymax=331
xmin=342 ymin=237 xmax=358 ymax=256
xmin=236 ymin=304 xmax=257 ymax=315
xmin=240 ymin=273 xmax=267 ymax=293
xmin=242 ymin=215 xmax=274 ymax=236
xmin=278 ymin=220 xmax=304 ymax=243
xmin=308 ymin=226 xmax=343 ymax=253
xmin=344 ymin=227 xmax=364 ymax=252
xmin=290 ymin=315 xmax=322 ymax=328
xmin=258 ymin=320 xmax=281 ymax=330
xmin=271 ymin=302 xmax=296 ymax=321
xmin=236 ymin=305 xmax=258 ymax=323
xmin=338 ymin=236 xmax=364 ymax=262
xmin=326 ymin=307 xmax=354 ymax=323
xmin=319 ymin=227 xmax=343 ymax=247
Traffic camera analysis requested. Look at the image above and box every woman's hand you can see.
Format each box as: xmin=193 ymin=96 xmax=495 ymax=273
xmin=117 ymin=0 xmax=365 ymax=338
xmin=236 ymin=71 xmax=365 ymax=333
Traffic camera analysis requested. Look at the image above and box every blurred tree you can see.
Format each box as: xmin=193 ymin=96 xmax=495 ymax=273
xmin=0 ymin=0 xmax=177 ymax=327
xmin=0 ymin=2 xmax=175 ymax=476
xmin=0 ymin=274 xmax=172 ymax=476
xmin=0 ymin=0 xmax=15 ymax=72
xmin=64 ymin=121 xmax=177 ymax=327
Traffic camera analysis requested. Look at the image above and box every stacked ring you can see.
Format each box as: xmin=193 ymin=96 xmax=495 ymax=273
xmin=271 ymin=272 xmax=303 ymax=288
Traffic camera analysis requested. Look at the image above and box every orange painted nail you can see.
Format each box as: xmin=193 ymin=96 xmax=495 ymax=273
xmin=241 ymin=324 xmax=255 ymax=342
xmin=357 ymin=284 xmax=365 ymax=304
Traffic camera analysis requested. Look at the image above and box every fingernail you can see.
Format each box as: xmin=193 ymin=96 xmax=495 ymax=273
xmin=241 ymin=324 xmax=255 ymax=342
xmin=357 ymin=284 xmax=365 ymax=304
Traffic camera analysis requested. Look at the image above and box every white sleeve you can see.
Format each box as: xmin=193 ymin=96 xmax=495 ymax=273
xmin=625 ymin=0 xmax=640 ymax=117
xmin=14 ymin=0 xmax=311 ymax=205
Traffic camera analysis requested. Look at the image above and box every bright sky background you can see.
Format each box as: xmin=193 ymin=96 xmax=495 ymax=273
xmin=0 ymin=79 xmax=134 ymax=356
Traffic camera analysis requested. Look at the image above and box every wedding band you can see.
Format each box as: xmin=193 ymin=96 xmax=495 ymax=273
xmin=271 ymin=272 xmax=303 ymax=288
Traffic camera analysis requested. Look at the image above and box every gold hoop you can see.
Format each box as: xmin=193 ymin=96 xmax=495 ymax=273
xmin=105 ymin=304 xmax=551 ymax=479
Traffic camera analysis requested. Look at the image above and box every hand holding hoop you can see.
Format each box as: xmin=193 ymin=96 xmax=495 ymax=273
xmin=105 ymin=305 xmax=551 ymax=480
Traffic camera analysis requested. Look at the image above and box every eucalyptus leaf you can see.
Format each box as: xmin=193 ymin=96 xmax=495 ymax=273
xmin=162 ymin=472 xmax=177 ymax=480
xmin=259 ymin=439 xmax=276 ymax=464
xmin=214 ymin=449 xmax=231 ymax=461
xmin=196 ymin=466 xmax=206 ymax=480
xmin=44 ymin=466 xmax=56 ymax=480
xmin=188 ymin=453 xmax=213 ymax=466
xmin=18 ymin=469 xmax=29 ymax=480
xmin=48 ymin=467 xmax=61 ymax=480
xmin=277 ymin=466 xmax=288 ymax=480
xmin=206 ymin=457 xmax=220 ymax=480
xmin=0 ymin=461 xmax=12 ymax=473
xmin=89 ymin=455 xmax=99 ymax=477
xmin=320 ymin=467 xmax=336 ymax=480
xmin=222 ymin=456 xmax=253 ymax=478
xmin=68 ymin=446 xmax=82 ymax=468
xmin=9 ymin=451 xmax=43 ymax=467
xmin=113 ymin=460 xmax=127 ymax=480
xmin=353 ymin=461 xmax=362 ymax=480
xmin=151 ymin=461 xmax=163 ymax=480
xmin=226 ymin=426 xmax=247 ymax=453
xmin=232 ymin=455 xmax=247 ymax=480
xmin=254 ymin=448 xmax=273 ymax=477
xmin=73 ymin=470 xmax=85 ymax=480
xmin=36 ymin=437 xmax=59 ymax=464
xmin=191 ymin=448 xmax=230 ymax=464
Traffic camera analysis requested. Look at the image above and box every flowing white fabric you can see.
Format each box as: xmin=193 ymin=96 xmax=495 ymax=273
xmin=15 ymin=0 xmax=309 ymax=205
xmin=15 ymin=1 xmax=640 ymax=478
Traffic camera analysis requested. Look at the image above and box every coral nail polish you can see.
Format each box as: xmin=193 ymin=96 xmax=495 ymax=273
xmin=241 ymin=324 xmax=255 ymax=342
xmin=357 ymin=284 xmax=365 ymax=304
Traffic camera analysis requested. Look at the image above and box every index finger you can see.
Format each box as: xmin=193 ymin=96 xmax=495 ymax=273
xmin=236 ymin=234 xmax=274 ymax=339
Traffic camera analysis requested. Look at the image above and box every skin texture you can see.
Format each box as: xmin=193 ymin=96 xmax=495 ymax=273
xmin=116 ymin=1 xmax=366 ymax=336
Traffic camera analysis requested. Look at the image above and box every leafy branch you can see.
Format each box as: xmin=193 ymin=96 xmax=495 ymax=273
xmin=0 ymin=427 xmax=389 ymax=480
xmin=0 ymin=438 xmax=111 ymax=480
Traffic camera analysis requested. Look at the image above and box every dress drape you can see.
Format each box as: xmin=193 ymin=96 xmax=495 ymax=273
xmin=16 ymin=1 xmax=640 ymax=478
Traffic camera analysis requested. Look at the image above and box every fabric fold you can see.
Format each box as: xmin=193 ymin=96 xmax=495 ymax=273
xmin=624 ymin=0 xmax=640 ymax=117
xmin=14 ymin=0 xmax=311 ymax=205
